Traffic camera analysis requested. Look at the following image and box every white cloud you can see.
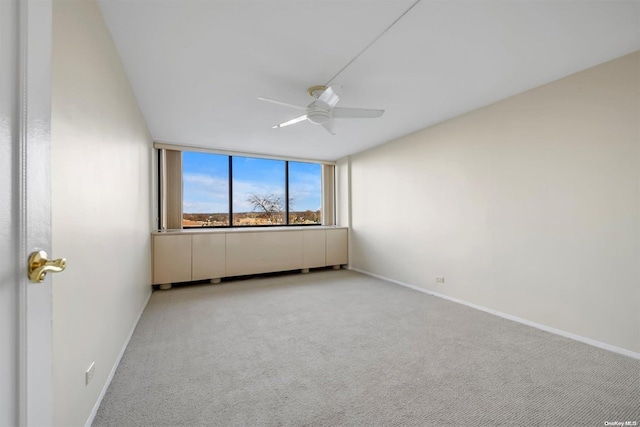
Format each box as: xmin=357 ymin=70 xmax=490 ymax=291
xmin=232 ymin=180 xmax=285 ymax=212
xmin=183 ymin=171 xmax=321 ymax=213
xmin=183 ymin=173 xmax=228 ymax=213
xmin=289 ymin=171 xmax=321 ymax=210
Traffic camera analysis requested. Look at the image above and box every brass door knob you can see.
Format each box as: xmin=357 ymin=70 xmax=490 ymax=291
xmin=28 ymin=250 xmax=66 ymax=283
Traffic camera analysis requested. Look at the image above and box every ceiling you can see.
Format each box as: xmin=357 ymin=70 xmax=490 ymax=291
xmin=98 ymin=0 xmax=640 ymax=162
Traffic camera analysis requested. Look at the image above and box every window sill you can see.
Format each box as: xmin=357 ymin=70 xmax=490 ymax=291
xmin=152 ymin=225 xmax=348 ymax=235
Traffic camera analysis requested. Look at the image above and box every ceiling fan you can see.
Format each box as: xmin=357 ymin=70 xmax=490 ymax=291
xmin=258 ymin=85 xmax=384 ymax=135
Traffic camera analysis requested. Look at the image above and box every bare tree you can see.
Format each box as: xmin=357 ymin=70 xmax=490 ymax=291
xmin=246 ymin=193 xmax=284 ymax=224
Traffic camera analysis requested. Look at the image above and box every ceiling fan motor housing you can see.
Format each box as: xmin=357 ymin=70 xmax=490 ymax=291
xmin=307 ymin=108 xmax=331 ymax=125
xmin=307 ymin=85 xmax=327 ymax=98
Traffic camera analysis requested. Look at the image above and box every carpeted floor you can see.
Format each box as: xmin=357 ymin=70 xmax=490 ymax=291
xmin=93 ymin=269 xmax=639 ymax=427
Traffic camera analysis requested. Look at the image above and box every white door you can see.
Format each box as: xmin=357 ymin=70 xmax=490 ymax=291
xmin=0 ymin=0 xmax=54 ymax=426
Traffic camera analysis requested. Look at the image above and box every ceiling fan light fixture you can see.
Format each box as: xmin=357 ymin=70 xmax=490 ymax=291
xmin=307 ymin=109 xmax=331 ymax=125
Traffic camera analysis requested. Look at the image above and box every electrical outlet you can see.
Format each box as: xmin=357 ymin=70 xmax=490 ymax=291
xmin=436 ymin=277 xmax=445 ymax=284
xmin=86 ymin=362 xmax=95 ymax=385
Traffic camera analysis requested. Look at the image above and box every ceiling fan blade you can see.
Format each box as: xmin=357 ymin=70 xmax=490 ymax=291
xmin=258 ymin=97 xmax=306 ymax=110
xmin=272 ymin=114 xmax=308 ymax=129
xmin=316 ymin=86 xmax=340 ymax=109
xmin=331 ymin=107 xmax=384 ymax=119
xmin=321 ymin=121 xmax=335 ymax=135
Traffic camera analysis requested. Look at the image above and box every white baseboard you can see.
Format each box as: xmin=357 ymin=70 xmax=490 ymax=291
xmin=84 ymin=289 xmax=153 ymax=427
xmin=348 ymin=267 xmax=640 ymax=361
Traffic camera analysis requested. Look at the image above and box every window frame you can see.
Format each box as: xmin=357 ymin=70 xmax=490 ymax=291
xmin=159 ymin=148 xmax=330 ymax=230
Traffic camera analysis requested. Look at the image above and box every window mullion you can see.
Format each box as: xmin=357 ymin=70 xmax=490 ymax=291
xmin=228 ymin=155 xmax=233 ymax=226
xmin=285 ymin=161 xmax=290 ymax=225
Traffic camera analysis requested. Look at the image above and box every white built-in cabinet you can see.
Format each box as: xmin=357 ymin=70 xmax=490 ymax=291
xmin=152 ymin=227 xmax=348 ymax=286
xmin=191 ymin=233 xmax=225 ymax=281
xmin=326 ymin=228 xmax=349 ymax=266
xmin=152 ymin=234 xmax=191 ymax=285
xmin=302 ymin=229 xmax=326 ymax=269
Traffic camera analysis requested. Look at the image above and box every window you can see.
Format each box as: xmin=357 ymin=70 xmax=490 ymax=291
xmin=232 ymin=156 xmax=286 ymax=226
xmin=182 ymin=152 xmax=229 ymax=227
xmin=288 ymin=161 xmax=322 ymax=224
xmin=178 ymin=151 xmax=324 ymax=228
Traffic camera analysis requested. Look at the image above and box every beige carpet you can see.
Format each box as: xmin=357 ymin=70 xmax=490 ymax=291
xmin=93 ymin=269 xmax=639 ymax=426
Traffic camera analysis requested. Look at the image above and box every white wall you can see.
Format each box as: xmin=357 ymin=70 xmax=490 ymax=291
xmin=336 ymin=156 xmax=351 ymax=228
xmin=51 ymin=0 xmax=153 ymax=425
xmin=346 ymin=52 xmax=640 ymax=354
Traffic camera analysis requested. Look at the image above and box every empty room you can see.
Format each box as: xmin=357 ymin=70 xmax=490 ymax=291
xmin=1 ymin=0 xmax=639 ymax=426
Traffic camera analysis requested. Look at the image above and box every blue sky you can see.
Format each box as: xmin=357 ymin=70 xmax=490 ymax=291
xmin=183 ymin=152 xmax=321 ymax=214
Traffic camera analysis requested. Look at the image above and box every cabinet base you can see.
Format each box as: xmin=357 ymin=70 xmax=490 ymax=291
xmin=158 ymin=283 xmax=172 ymax=290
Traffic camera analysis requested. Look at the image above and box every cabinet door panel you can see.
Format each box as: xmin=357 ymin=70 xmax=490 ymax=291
xmin=326 ymin=229 xmax=348 ymax=266
xmin=303 ymin=230 xmax=326 ymax=268
xmin=153 ymin=235 xmax=192 ymax=284
xmin=192 ymin=234 xmax=225 ymax=281
xmin=226 ymin=231 xmax=303 ymax=276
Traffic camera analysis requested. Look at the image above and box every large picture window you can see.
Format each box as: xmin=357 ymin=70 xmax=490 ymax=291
xmin=182 ymin=152 xmax=229 ymax=226
xmin=288 ymin=161 xmax=322 ymax=224
xmin=232 ymin=156 xmax=286 ymax=226
xmin=180 ymin=151 xmax=323 ymax=228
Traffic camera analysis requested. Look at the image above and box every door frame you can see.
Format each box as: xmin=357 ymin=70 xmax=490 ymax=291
xmin=17 ymin=0 xmax=54 ymax=425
